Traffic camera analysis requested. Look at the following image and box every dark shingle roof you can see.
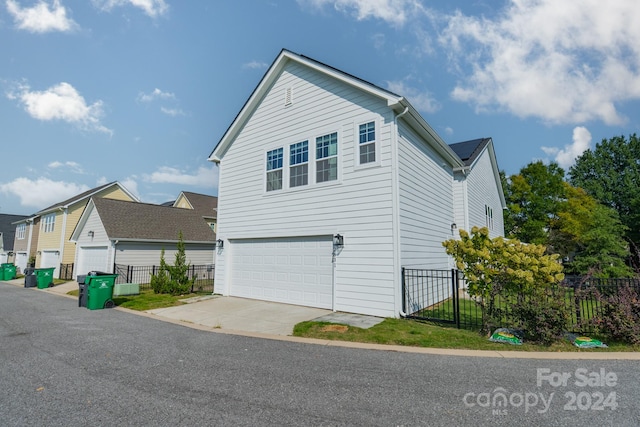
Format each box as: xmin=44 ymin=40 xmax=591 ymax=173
xmin=0 ymin=214 xmax=29 ymax=251
xmin=177 ymin=191 xmax=217 ymax=219
xmin=91 ymin=198 xmax=215 ymax=242
xmin=449 ymin=138 xmax=491 ymax=167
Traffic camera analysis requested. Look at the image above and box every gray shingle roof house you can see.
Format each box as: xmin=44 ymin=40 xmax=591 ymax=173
xmin=70 ymin=198 xmax=216 ymax=278
xmin=0 ymin=213 xmax=29 ymax=265
xmin=208 ymin=49 xmax=506 ymax=318
xmin=172 ymin=191 xmax=217 ymax=232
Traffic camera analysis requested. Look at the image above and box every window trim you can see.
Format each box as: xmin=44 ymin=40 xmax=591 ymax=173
xmin=354 ymin=118 xmax=381 ymax=169
xmin=42 ymin=213 xmax=55 ymax=233
xmin=289 ymin=140 xmax=309 ymax=188
xmin=265 ymin=147 xmax=284 ymax=192
xmin=315 ymin=132 xmax=338 ymax=184
xmin=16 ymin=223 xmax=26 ymax=240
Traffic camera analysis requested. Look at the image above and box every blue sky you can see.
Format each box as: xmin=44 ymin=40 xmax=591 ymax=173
xmin=1 ymin=0 xmax=639 ymax=215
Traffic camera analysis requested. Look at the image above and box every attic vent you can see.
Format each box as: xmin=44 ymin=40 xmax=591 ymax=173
xmin=284 ymin=87 xmax=292 ymax=106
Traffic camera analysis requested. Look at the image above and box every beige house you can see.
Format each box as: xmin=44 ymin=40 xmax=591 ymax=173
xmin=172 ymin=191 xmax=218 ymax=233
xmin=30 ymin=182 xmax=138 ymax=278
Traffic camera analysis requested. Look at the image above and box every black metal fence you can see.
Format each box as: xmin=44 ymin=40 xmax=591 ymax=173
xmin=402 ymin=268 xmax=640 ymax=332
xmin=113 ymin=263 xmax=215 ymax=293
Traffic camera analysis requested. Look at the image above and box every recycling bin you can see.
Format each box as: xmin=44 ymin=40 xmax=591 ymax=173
xmin=86 ymin=274 xmax=118 ymax=310
xmin=24 ymin=268 xmax=36 ymax=288
xmin=1 ymin=263 xmax=16 ymax=280
xmin=34 ymin=268 xmax=55 ymax=289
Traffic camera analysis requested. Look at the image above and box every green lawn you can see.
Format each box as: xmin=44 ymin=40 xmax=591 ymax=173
xmin=67 ymin=288 xmax=210 ymax=311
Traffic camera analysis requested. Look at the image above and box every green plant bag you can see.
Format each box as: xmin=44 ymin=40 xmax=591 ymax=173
xmin=489 ymin=328 xmax=523 ymax=345
xmin=566 ymin=333 xmax=608 ymax=348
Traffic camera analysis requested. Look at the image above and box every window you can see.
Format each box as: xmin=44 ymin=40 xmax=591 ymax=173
xmin=485 ymin=205 xmax=494 ymax=230
xmin=266 ymin=148 xmax=283 ymax=191
xmin=16 ymin=224 xmax=26 ymax=240
xmin=316 ymin=132 xmax=338 ymax=183
xmin=358 ymin=121 xmax=376 ymax=164
xmin=289 ymin=140 xmax=309 ymax=187
xmin=42 ymin=213 xmax=55 ymax=233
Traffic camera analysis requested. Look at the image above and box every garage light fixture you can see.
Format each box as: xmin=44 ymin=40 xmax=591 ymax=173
xmin=88 ymin=231 xmax=94 ymax=238
xmin=216 ymin=239 xmax=224 ymax=249
xmin=333 ymin=234 xmax=344 ymax=249
xmin=451 ymin=223 xmax=457 ymax=232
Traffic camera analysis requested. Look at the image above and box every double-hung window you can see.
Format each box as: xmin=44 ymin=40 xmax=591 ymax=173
xmin=42 ymin=213 xmax=55 ymax=233
xmin=289 ymin=140 xmax=309 ymax=187
xmin=316 ymin=132 xmax=338 ymax=183
xmin=266 ymin=148 xmax=283 ymax=191
xmin=485 ymin=205 xmax=494 ymax=230
xmin=358 ymin=121 xmax=376 ymax=164
xmin=16 ymin=224 xmax=26 ymax=240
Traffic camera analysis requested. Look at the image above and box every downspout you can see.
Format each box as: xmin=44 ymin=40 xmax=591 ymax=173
xmin=393 ymin=107 xmax=409 ymax=318
xmin=58 ymin=207 xmax=67 ymax=277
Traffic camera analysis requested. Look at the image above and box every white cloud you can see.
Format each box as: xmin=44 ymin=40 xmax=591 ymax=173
xmin=440 ymin=0 xmax=640 ymax=125
xmin=92 ymin=0 xmax=168 ymax=18
xmin=541 ymin=126 xmax=592 ymax=169
xmin=299 ymin=0 xmax=423 ymax=26
xmin=8 ymin=82 xmax=112 ymax=134
xmin=386 ymin=79 xmax=440 ymax=113
xmin=144 ymin=165 xmax=218 ymax=188
xmin=137 ymin=88 xmax=175 ymax=102
xmin=242 ymin=61 xmax=269 ymax=70
xmin=6 ymin=0 xmax=78 ymax=33
xmin=48 ymin=160 xmax=84 ymax=173
xmin=0 ymin=177 xmax=89 ymax=209
xmin=160 ymin=107 xmax=185 ymax=117
xmin=119 ymin=176 xmax=139 ymax=198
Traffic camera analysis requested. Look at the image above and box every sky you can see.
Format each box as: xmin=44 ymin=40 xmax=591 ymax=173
xmin=1 ymin=0 xmax=639 ymax=215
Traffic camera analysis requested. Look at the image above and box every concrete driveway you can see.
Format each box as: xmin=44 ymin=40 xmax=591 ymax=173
xmin=146 ymin=296 xmax=333 ymax=336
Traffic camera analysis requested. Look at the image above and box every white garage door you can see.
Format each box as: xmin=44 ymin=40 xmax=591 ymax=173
xmin=15 ymin=252 xmax=28 ymax=274
xmin=76 ymin=246 xmax=109 ymax=277
xmin=230 ymin=236 xmax=333 ymax=309
xmin=40 ymin=250 xmax=60 ymax=277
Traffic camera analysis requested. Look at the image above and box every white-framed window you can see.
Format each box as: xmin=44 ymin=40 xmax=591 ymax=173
xmin=266 ymin=147 xmax=284 ymax=192
xmin=316 ymin=132 xmax=338 ymax=183
xmin=16 ymin=223 xmax=26 ymax=239
xmin=42 ymin=214 xmax=55 ymax=233
xmin=485 ymin=205 xmax=494 ymax=230
xmin=358 ymin=121 xmax=376 ymax=165
xmin=289 ymin=140 xmax=309 ymax=188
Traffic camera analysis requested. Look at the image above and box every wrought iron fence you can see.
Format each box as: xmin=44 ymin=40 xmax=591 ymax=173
xmin=113 ymin=263 xmax=215 ymax=293
xmin=402 ymin=268 xmax=640 ymax=333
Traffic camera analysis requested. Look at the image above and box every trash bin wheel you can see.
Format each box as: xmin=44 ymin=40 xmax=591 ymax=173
xmin=104 ymin=300 xmax=115 ymax=309
xmin=48 ymin=283 xmax=54 ymax=288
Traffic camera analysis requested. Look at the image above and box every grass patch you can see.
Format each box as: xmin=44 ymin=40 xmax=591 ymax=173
xmin=293 ymin=318 xmax=640 ymax=352
xmin=67 ymin=288 xmax=210 ymax=311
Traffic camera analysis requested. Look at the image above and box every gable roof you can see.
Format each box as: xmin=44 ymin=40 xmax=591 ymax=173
xmin=0 ymin=214 xmax=29 ymax=251
xmin=174 ymin=191 xmax=217 ymax=219
xmin=36 ymin=181 xmax=139 ymax=215
xmin=72 ymin=197 xmax=215 ymax=243
xmin=209 ymin=49 xmax=464 ymax=169
xmin=449 ymin=138 xmax=491 ymax=167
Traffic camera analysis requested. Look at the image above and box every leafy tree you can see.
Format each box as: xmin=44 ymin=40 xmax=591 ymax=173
xmin=504 ymin=161 xmax=566 ymax=244
xmin=443 ymin=227 xmax=566 ymax=338
xmin=569 ymin=134 xmax=640 ymax=267
xmin=550 ymin=183 xmax=632 ymax=278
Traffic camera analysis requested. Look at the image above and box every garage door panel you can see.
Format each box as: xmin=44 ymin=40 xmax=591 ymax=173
xmin=230 ymin=236 xmax=333 ymax=309
xmin=77 ymin=246 xmax=109 ymax=277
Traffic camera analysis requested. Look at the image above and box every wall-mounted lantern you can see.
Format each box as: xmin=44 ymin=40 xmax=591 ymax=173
xmin=88 ymin=231 xmax=94 ymax=238
xmin=450 ymin=223 xmax=457 ymax=233
xmin=216 ymin=239 xmax=224 ymax=249
xmin=333 ymin=234 xmax=344 ymax=250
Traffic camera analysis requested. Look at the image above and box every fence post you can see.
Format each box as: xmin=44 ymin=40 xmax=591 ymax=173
xmin=401 ymin=267 xmax=406 ymax=316
xmin=452 ymin=269 xmax=460 ymax=329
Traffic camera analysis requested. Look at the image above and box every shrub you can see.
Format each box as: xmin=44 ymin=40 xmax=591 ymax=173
xmin=149 ymin=232 xmax=195 ymax=296
xmin=510 ymin=289 xmax=570 ymax=345
xmin=591 ymin=284 xmax=640 ymax=345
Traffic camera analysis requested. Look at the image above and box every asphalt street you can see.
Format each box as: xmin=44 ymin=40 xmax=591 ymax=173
xmin=1 ymin=283 xmax=639 ymax=426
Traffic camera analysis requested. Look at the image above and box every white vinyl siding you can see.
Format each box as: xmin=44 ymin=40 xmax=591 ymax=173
xmin=215 ymin=61 xmax=397 ymax=317
xmin=465 ymin=149 xmax=505 ymax=238
xmin=397 ymin=121 xmax=454 ymax=270
xmin=115 ymin=243 xmax=214 ymax=266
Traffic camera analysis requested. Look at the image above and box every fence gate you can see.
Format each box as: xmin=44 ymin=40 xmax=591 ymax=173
xmin=402 ymin=268 xmax=461 ymax=328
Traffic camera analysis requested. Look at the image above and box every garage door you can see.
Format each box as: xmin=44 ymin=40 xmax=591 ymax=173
xmin=15 ymin=252 xmax=28 ymax=274
xmin=230 ymin=236 xmax=333 ymax=309
xmin=76 ymin=246 xmax=109 ymax=277
xmin=40 ymin=250 xmax=60 ymax=277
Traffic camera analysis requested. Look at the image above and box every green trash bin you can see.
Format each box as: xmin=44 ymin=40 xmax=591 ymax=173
xmin=1 ymin=263 xmax=16 ymax=280
xmin=86 ymin=274 xmax=118 ymax=310
xmin=34 ymin=268 xmax=55 ymax=289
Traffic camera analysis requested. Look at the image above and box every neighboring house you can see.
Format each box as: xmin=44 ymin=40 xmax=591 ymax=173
xmin=0 ymin=214 xmax=29 ymax=267
xmin=70 ymin=198 xmax=216 ymax=278
xmin=11 ymin=216 xmax=40 ymax=274
xmin=209 ymin=49 xmax=505 ymax=318
xmin=173 ymin=191 xmax=218 ymax=232
xmin=32 ymin=182 xmax=139 ymax=278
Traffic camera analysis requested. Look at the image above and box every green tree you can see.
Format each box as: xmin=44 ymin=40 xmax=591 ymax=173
xmin=550 ymin=183 xmax=632 ymax=278
xmin=569 ymin=134 xmax=640 ymax=267
xmin=150 ymin=248 xmax=171 ymax=294
xmin=504 ymin=161 xmax=566 ymax=244
xmin=149 ymin=231 xmax=194 ymax=295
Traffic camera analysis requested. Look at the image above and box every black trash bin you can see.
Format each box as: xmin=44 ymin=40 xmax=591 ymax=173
xmin=77 ymin=275 xmax=88 ymax=307
xmin=24 ymin=268 xmax=36 ymax=288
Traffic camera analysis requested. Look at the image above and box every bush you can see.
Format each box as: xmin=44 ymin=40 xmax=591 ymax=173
xmin=149 ymin=233 xmax=195 ymax=296
xmin=591 ymin=285 xmax=640 ymax=345
xmin=510 ymin=289 xmax=570 ymax=345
